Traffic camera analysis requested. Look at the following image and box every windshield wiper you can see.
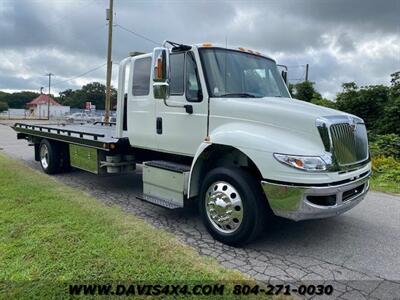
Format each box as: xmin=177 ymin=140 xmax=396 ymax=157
xmin=217 ymin=92 xmax=261 ymax=98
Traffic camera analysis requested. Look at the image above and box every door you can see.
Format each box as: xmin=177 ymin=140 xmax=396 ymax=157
xmin=127 ymin=55 xmax=157 ymax=150
xmin=155 ymin=51 xmax=208 ymax=156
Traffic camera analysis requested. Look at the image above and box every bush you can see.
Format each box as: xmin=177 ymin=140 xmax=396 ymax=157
xmin=369 ymin=134 xmax=400 ymax=159
xmin=371 ymin=156 xmax=400 ymax=182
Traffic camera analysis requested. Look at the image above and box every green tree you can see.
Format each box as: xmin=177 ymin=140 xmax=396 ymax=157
xmin=291 ymin=81 xmax=321 ymax=102
xmin=0 ymin=91 xmax=9 ymax=102
xmin=390 ymin=70 xmax=400 ymax=98
xmin=379 ymin=73 xmax=400 ymax=134
xmin=336 ymin=83 xmax=390 ymax=132
xmin=2 ymin=91 xmax=40 ymax=109
xmin=58 ymin=82 xmax=117 ymax=109
xmin=311 ymin=97 xmax=337 ymax=109
xmin=0 ymin=101 xmax=8 ymax=112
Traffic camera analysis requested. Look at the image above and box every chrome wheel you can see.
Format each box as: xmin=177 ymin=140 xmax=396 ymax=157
xmin=40 ymin=143 xmax=49 ymax=169
xmin=205 ymin=181 xmax=244 ymax=234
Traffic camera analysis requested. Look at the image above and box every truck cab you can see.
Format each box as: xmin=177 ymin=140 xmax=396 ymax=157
xmin=14 ymin=41 xmax=371 ymax=245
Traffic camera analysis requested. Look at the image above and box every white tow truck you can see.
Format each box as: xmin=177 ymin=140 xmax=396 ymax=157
xmin=13 ymin=41 xmax=371 ymax=245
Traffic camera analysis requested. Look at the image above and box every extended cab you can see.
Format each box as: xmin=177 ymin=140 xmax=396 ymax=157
xmin=13 ymin=41 xmax=371 ymax=245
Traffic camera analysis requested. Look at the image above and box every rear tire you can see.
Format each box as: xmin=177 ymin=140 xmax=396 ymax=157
xmin=199 ymin=167 xmax=271 ymax=246
xmin=39 ymin=139 xmax=63 ymax=174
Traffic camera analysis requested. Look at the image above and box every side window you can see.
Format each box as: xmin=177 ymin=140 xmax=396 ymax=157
xmin=169 ymin=53 xmax=184 ymax=95
xmin=185 ymin=52 xmax=202 ymax=102
xmin=132 ymin=57 xmax=151 ymax=96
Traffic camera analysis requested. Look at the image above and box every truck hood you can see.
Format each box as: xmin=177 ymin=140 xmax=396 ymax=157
xmin=213 ymin=96 xmax=347 ymax=134
xmin=210 ymin=96 xmax=351 ymax=154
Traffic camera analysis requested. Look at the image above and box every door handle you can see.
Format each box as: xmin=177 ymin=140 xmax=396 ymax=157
xmin=184 ymin=105 xmax=193 ymax=114
xmin=156 ymin=117 xmax=162 ymax=134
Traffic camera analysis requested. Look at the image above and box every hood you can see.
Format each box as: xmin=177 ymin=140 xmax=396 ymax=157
xmin=209 ymin=96 xmax=351 ymax=154
xmin=212 ymin=96 xmax=347 ymax=135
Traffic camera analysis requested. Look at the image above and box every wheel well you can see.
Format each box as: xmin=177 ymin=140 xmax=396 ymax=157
xmin=189 ymin=144 xmax=262 ymax=198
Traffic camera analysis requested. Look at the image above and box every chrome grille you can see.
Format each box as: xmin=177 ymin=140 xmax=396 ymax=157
xmin=330 ymin=122 xmax=368 ymax=166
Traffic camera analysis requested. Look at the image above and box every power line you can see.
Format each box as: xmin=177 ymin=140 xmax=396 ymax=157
xmin=52 ymin=63 xmax=107 ymax=87
xmin=114 ymin=23 xmax=161 ymax=46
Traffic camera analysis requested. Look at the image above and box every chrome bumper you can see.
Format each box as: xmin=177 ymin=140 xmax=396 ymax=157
xmin=261 ymin=171 xmax=370 ymax=221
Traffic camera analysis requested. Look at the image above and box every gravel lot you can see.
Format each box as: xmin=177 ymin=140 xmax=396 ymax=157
xmin=1 ymin=121 xmax=399 ymax=299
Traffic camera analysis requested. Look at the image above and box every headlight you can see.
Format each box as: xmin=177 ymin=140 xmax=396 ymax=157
xmin=273 ymin=153 xmax=330 ymax=171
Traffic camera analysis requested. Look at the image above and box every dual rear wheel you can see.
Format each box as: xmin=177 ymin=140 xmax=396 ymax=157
xmin=39 ymin=139 xmax=70 ymax=174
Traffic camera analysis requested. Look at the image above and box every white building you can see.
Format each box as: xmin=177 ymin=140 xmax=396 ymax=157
xmin=27 ymin=94 xmax=70 ymax=119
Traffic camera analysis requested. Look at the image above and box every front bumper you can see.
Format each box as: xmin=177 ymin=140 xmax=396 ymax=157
xmin=261 ymin=171 xmax=370 ymax=221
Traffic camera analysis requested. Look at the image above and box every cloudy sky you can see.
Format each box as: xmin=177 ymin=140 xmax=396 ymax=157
xmin=0 ymin=0 xmax=399 ymax=99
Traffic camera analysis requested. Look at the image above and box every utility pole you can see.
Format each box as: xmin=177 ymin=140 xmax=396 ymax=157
xmin=45 ymin=73 xmax=53 ymax=120
xmin=305 ymin=64 xmax=309 ymax=81
xmin=104 ymin=0 xmax=114 ymax=123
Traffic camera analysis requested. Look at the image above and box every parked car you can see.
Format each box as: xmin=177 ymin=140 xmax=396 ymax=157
xmin=66 ymin=112 xmax=97 ymax=123
xmin=100 ymin=113 xmax=117 ymax=123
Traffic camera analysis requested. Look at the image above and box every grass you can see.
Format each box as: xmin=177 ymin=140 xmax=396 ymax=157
xmin=0 ymin=154 xmax=252 ymax=299
xmin=370 ymin=155 xmax=400 ymax=195
xmin=370 ymin=177 xmax=400 ymax=194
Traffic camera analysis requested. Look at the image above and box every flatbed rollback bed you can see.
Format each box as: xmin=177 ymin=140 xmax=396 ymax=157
xmin=13 ymin=122 xmax=135 ymax=175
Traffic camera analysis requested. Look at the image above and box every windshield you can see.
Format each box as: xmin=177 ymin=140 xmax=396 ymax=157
xmin=199 ymin=48 xmax=290 ymax=98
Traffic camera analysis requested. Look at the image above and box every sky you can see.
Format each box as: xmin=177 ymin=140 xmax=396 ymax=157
xmin=0 ymin=0 xmax=399 ymax=99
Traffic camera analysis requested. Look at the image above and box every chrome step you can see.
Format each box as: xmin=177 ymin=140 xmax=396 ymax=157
xmin=136 ymin=193 xmax=183 ymax=209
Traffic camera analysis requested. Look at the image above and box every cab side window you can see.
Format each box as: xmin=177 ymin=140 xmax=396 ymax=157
xmin=169 ymin=53 xmax=185 ymax=95
xmin=132 ymin=57 xmax=151 ymax=96
xmin=186 ymin=52 xmax=202 ymax=102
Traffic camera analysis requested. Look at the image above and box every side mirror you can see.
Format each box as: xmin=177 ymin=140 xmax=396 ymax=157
xmin=281 ymin=70 xmax=288 ymax=84
xmin=152 ymin=48 xmax=170 ymax=99
xmin=277 ymin=64 xmax=288 ymax=85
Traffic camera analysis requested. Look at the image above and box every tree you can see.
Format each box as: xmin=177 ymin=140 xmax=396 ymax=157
xmin=2 ymin=91 xmax=40 ymax=109
xmin=58 ymin=82 xmax=117 ymax=109
xmin=0 ymin=101 xmax=8 ymax=112
xmin=390 ymin=71 xmax=400 ymax=98
xmin=291 ymin=81 xmax=321 ymax=102
xmin=311 ymin=97 xmax=337 ymax=109
xmin=0 ymin=91 xmax=9 ymax=102
xmin=336 ymin=83 xmax=390 ymax=132
xmin=380 ymin=97 xmax=400 ymax=135
xmin=378 ymin=73 xmax=400 ymax=135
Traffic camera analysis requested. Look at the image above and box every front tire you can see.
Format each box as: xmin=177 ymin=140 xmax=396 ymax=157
xmin=199 ymin=167 xmax=270 ymax=246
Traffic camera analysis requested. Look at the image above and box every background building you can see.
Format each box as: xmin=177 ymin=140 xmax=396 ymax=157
xmin=27 ymin=94 xmax=70 ymax=119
